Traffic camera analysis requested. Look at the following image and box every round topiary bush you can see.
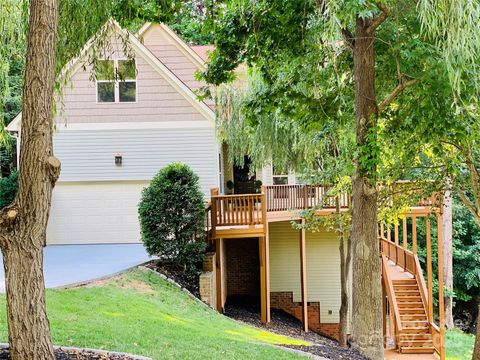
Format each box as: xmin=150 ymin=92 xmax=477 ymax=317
xmin=138 ymin=163 xmax=206 ymax=278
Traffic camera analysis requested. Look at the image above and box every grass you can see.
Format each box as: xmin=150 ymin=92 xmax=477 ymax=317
xmin=0 ymin=269 xmax=307 ymax=360
xmin=446 ymin=328 xmax=475 ymax=360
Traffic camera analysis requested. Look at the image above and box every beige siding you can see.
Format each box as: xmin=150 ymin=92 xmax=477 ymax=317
xmin=269 ymin=221 xmax=342 ymax=323
xmin=141 ymin=24 xmax=214 ymax=107
xmin=57 ymin=47 xmax=206 ymax=124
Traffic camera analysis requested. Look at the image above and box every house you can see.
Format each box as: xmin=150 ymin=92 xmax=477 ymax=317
xmin=8 ymin=21 xmax=446 ymax=359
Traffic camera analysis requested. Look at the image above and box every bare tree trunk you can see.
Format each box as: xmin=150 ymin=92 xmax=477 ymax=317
xmin=442 ymin=189 xmax=454 ymax=329
xmin=474 ymin=303 xmax=480 ymax=360
xmin=339 ymin=232 xmax=352 ymax=347
xmin=350 ymin=16 xmax=384 ymax=360
xmin=0 ymin=0 xmax=59 ymax=359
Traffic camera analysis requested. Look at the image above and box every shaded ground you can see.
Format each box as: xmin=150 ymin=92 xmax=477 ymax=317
xmin=224 ymin=297 xmax=369 ymax=360
xmin=0 ymin=346 xmax=146 ymax=359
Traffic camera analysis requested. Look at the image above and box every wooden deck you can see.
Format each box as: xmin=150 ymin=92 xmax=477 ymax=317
xmin=206 ymin=184 xmax=445 ymax=359
xmin=384 ymin=349 xmax=437 ymax=360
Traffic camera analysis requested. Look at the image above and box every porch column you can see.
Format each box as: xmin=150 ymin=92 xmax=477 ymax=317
xmin=259 ymin=232 xmax=270 ymax=323
xmin=300 ymin=219 xmax=308 ymax=332
xmin=437 ymin=212 xmax=446 ymax=360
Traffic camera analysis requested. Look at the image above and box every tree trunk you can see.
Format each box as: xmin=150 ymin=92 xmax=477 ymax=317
xmin=350 ymin=17 xmax=384 ymax=360
xmin=0 ymin=0 xmax=59 ymax=359
xmin=442 ymin=189 xmax=454 ymax=329
xmin=339 ymin=232 xmax=352 ymax=347
xmin=474 ymin=303 xmax=480 ymax=360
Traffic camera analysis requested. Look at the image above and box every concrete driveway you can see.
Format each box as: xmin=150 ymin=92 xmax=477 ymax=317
xmin=0 ymin=244 xmax=153 ymax=292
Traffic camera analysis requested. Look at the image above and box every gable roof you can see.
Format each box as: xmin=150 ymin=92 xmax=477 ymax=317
xmin=137 ymin=22 xmax=207 ymax=71
xmin=7 ymin=20 xmax=215 ymax=132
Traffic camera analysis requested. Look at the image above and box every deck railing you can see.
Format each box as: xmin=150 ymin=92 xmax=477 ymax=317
xmin=264 ymin=184 xmax=350 ymax=212
xmin=211 ymin=193 xmax=264 ymax=227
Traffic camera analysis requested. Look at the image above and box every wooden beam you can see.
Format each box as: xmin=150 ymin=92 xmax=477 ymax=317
xmin=259 ymin=235 xmax=268 ymax=323
xmin=412 ymin=216 xmax=417 ymax=254
xmin=380 ymin=222 xmax=384 ymax=238
xmin=265 ymin=224 xmax=271 ymax=323
xmin=387 ymin=224 xmax=391 ymax=242
xmin=426 ymin=218 xmax=433 ymax=323
xmin=437 ymin=213 xmax=446 ymax=360
xmin=215 ymin=238 xmax=223 ymax=312
xmin=394 ymin=223 xmax=399 ymax=245
xmin=402 ymin=216 xmax=407 ymax=249
xmin=300 ymin=220 xmax=308 ymax=332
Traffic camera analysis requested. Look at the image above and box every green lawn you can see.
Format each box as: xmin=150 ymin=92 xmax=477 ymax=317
xmin=0 ymin=269 xmax=306 ymax=360
xmin=446 ymin=328 xmax=475 ymax=360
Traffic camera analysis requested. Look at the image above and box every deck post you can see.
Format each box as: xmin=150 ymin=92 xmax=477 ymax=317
xmin=215 ymin=238 xmax=223 ymax=312
xmin=437 ymin=212 xmax=446 ymax=360
xmin=259 ymin=235 xmax=270 ymax=323
xmin=394 ymin=223 xmax=399 ymax=245
xmin=426 ymin=217 xmax=433 ymax=323
xmin=412 ymin=216 xmax=417 ymax=254
xmin=402 ymin=216 xmax=407 ymax=249
xmin=299 ymin=219 xmax=308 ymax=332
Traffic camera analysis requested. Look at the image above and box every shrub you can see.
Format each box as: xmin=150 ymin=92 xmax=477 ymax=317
xmin=0 ymin=171 xmax=18 ymax=209
xmin=138 ymin=163 xmax=206 ymax=276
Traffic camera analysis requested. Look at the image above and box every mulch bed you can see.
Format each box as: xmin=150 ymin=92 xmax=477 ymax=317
xmin=145 ymin=260 xmax=200 ymax=297
xmin=224 ymin=298 xmax=369 ymax=360
xmin=0 ymin=346 xmax=146 ymax=360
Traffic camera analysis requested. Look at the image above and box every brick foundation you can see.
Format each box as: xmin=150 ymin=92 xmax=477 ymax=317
xmin=270 ymin=292 xmax=340 ymax=340
xmin=199 ymin=252 xmax=217 ymax=309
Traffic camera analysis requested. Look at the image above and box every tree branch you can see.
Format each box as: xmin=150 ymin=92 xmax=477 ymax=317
xmin=341 ymin=28 xmax=355 ymax=51
xmin=458 ymin=191 xmax=480 ymax=223
xmin=378 ymin=79 xmax=418 ymax=113
xmin=367 ymin=3 xmax=390 ymax=35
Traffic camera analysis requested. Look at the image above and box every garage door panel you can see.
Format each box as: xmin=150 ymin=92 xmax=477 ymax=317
xmin=47 ymin=182 xmax=147 ymax=245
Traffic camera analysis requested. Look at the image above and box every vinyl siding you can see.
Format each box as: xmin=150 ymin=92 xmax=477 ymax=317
xmin=53 ymin=127 xmax=219 ymax=196
xmin=269 ymin=221 xmax=342 ymax=323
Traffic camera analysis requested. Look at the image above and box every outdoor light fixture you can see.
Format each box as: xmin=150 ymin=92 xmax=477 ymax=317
xmin=115 ymin=154 xmax=122 ymax=166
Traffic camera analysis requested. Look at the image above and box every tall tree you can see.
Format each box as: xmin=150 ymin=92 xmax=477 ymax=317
xmin=0 ymin=1 xmax=187 ymax=358
xmin=0 ymin=0 xmax=59 ymax=358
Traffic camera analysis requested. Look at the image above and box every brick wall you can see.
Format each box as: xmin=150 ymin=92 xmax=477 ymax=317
xmin=226 ymin=238 xmax=259 ymax=297
xmin=199 ymin=252 xmax=216 ymax=309
xmin=270 ymin=292 xmax=340 ymax=340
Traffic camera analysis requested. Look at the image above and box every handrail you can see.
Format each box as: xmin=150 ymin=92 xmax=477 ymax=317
xmin=414 ymin=254 xmax=430 ymax=321
xmin=264 ymin=184 xmax=350 ymax=212
xmin=382 ymin=255 xmax=403 ymax=333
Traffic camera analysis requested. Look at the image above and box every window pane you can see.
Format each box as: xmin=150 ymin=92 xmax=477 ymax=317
xmin=95 ymin=60 xmax=114 ymax=80
xmin=273 ymin=176 xmax=288 ymax=185
xmin=119 ymin=82 xmax=136 ymax=102
xmin=117 ymin=59 xmax=136 ymax=80
xmin=97 ymin=82 xmax=115 ymax=102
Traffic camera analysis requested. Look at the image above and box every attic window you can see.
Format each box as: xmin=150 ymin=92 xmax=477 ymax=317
xmin=96 ymin=59 xmax=137 ymax=103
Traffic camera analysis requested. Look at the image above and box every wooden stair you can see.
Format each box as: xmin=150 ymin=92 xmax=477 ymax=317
xmin=392 ymin=279 xmax=435 ymax=354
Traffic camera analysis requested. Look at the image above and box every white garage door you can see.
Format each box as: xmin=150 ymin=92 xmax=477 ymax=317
xmin=47 ymin=181 xmax=148 ymax=245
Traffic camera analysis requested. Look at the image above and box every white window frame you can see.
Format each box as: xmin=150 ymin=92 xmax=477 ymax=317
xmin=272 ymin=166 xmax=289 ymax=185
xmin=96 ymin=57 xmax=138 ymax=104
